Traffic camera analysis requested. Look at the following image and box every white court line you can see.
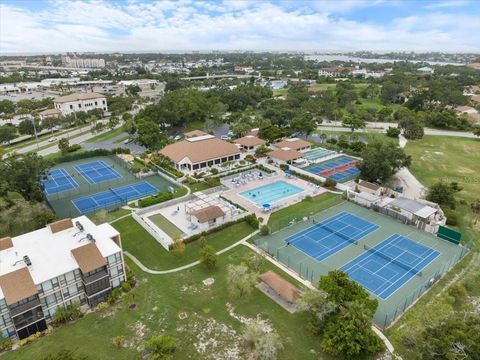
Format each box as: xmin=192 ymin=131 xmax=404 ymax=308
xmin=290 ymin=212 xmax=378 ymax=261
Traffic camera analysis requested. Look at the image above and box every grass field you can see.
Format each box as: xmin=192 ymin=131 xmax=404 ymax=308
xmin=4 ymin=245 xmax=327 ymax=360
xmin=386 ymin=135 xmax=480 ymax=358
xmin=88 ymin=207 xmax=132 ymax=225
xmin=115 ymin=216 xmax=256 ymax=270
xmin=405 ymin=135 xmax=480 ymax=204
xmin=267 ymin=192 xmax=342 ymax=232
xmin=85 ymin=127 xmax=126 ymax=143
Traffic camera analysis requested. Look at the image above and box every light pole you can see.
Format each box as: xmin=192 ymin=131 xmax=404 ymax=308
xmin=31 ymin=117 xmax=40 ymax=150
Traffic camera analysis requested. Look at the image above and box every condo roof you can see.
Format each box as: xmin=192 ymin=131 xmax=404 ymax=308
xmin=71 ymin=243 xmax=107 ymax=274
xmin=0 ymin=268 xmax=38 ymax=305
xmin=0 ymin=216 xmax=120 ymax=292
xmin=160 ymin=137 xmax=240 ymax=164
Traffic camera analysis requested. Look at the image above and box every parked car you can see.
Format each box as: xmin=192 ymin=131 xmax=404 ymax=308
xmin=123 ymin=138 xmax=133 ymax=144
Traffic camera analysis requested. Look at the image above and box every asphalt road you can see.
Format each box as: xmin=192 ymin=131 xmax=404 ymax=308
xmin=318 ymin=121 xmax=477 ymax=138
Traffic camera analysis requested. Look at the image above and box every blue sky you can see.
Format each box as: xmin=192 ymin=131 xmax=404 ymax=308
xmin=1 ymin=0 xmax=479 ymax=53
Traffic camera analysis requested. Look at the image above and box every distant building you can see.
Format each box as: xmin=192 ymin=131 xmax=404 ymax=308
xmin=466 ymin=62 xmax=480 ymax=70
xmin=455 ymin=105 xmax=480 ymax=125
xmin=0 ymin=217 xmax=125 ymax=340
xmin=417 ymin=66 xmax=434 ymax=75
xmin=234 ymin=65 xmax=254 ymax=73
xmin=53 ymin=92 xmax=107 ymax=116
xmin=318 ymin=67 xmax=353 ymax=77
xmin=61 ymin=56 xmax=105 ymax=69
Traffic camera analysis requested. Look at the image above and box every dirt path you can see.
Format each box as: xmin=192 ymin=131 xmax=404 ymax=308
xmin=392 ymin=135 xmax=426 ymax=199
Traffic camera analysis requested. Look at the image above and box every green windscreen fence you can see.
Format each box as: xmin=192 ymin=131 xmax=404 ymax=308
xmin=437 ymin=225 xmax=462 ymax=245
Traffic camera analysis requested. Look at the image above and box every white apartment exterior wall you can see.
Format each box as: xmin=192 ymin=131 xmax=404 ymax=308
xmin=0 ymin=250 xmax=125 ymax=339
xmin=54 ymin=97 xmax=108 ymax=115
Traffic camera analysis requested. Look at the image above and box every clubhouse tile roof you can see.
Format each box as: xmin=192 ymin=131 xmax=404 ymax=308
xmin=160 ymin=136 xmax=240 ymax=164
xmin=235 ymin=135 xmax=266 ymax=147
xmin=273 ymin=138 xmax=311 ymax=151
xmin=267 ymin=149 xmax=304 ymax=162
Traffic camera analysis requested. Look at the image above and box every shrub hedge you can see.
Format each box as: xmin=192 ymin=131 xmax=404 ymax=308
xmin=138 ymin=191 xmax=174 ymax=207
xmin=52 ymin=148 xmax=131 ymax=164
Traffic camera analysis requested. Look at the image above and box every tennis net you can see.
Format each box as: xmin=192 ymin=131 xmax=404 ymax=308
xmin=109 ymin=187 xmax=124 ymax=202
xmin=364 ymin=244 xmax=422 ymax=276
xmin=315 ymin=221 xmax=358 ymax=245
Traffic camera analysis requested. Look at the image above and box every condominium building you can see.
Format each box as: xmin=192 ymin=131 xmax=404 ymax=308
xmin=53 ymin=92 xmax=107 ymax=115
xmin=0 ymin=217 xmax=125 ymax=340
xmin=61 ymin=56 xmax=106 ymax=69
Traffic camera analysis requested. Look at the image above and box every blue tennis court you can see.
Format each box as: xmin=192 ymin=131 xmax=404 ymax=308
xmin=72 ymin=181 xmax=158 ymax=213
xmin=286 ymin=212 xmax=379 ymax=261
xmin=42 ymin=168 xmax=78 ymax=195
xmin=341 ymin=234 xmax=441 ymax=300
xmin=74 ymin=160 xmax=121 ymax=184
xmin=301 ymin=155 xmax=359 ymax=183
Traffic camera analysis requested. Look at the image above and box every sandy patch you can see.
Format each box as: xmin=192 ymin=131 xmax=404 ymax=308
xmin=226 ymin=303 xmax=273 ymax=333
xmin=179 ymin=313 xmax=242 ymax=359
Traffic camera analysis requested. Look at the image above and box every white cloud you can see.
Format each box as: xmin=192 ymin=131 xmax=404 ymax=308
xmin=0 ymin=0 xmax=479 ymax=53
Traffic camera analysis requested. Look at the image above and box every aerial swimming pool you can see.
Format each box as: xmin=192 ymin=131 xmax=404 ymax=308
xmin=239 ymin=180 xmax=304 ymax=206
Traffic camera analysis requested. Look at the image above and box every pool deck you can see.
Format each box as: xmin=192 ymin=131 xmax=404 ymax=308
xmin=222 ymin=172 xmax=325 ymax=223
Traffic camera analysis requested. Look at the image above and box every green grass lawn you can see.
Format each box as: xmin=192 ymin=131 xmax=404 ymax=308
xmin=188 ymin=179 xmax=220 ymax=193
xmin=386 ymin=135 xmax=480 ymax=358
xmin=87 ymin=208 xmax=131 ymax=225
xmin=405 ymin=135 xmax=480 ymax=204
xmin=4 ymin=245 xmax=327 ymax=360
xmin=114 ymin=216 xmax=256 ymax=270
xmin=149 ymin=213 xmax=184 ymax=238
xmin=84 ymin=127 xmax=125 ymax=143
xmin=268 ymin=192 xmax=342 ymax=232
xmin=183 ymin=120 xmax=205 ymax=133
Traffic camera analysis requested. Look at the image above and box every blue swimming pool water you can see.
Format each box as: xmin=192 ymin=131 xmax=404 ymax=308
xmin=239 ymin=180 xmax=304 ymax=206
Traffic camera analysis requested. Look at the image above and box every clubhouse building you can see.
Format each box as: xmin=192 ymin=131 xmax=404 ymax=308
xmin=0 ymin=217 xmax=125 ymax=340
xmin=160 ymin=133 xmax=241 ymax=173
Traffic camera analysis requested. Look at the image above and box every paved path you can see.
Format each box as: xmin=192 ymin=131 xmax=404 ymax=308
xmin=318 ymin=121 xmax=476 ymax=138
xmin=392 ymin=135 xmax=426 ymax=199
